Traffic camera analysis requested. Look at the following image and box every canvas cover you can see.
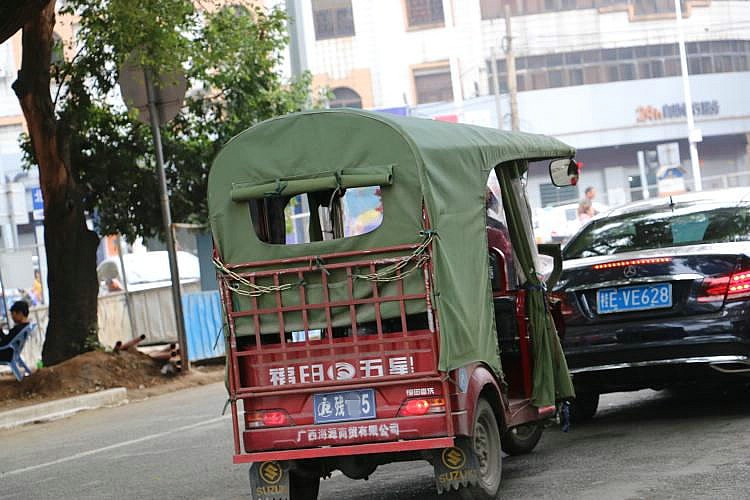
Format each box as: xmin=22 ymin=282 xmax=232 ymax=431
xmin=208 ymin=109 xmax=574 ymax=403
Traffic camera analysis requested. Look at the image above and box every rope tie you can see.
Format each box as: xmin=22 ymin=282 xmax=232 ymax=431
xmin=214 ymin=231 xmax=437 ymax=294
xmin=263 ymin=179 xmax=287 ymax=197
xmin=213 ymin=258 xmax=295 ymax=297
xmin=314 ymin=256 xmax=330 ymax=276
xmin=353 ymin=231 xmax=435 ymax=282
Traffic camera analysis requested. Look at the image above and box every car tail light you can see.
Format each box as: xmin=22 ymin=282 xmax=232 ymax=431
xmin=727 ymin=269 xmax=750 ymax=299
xmin=697 ymin=268 xmax=750 ymax=303
xmin=245 ymin=409 xmax=293 ymax=428
xmin=592 ymin=257 xmax=672 ymax=270
xmin=697 ymin=275 xmax=730 ymax=303
xmin=397 ymin=397 xmax=446 ymax=417
xmin=550 ymin=291 xmax=575 ymax=318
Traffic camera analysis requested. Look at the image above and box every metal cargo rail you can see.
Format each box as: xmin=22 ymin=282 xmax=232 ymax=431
xmin=216 ymin=243 xmax=456 ymax=460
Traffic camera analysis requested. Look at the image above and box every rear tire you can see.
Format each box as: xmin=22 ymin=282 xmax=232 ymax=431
xmin=456 ymin=398 xmax=503 ymax=500
xmin=570 ymin=392 xmax=599 ymax=422
xmin=501 ymin=422 xmax=544 ymax=456
xmin=289 ymin=471 xmax=320 ymax=500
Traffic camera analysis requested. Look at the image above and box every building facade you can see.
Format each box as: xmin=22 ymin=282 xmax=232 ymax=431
xmin=291 ymin=0 xmax=750 ymax=210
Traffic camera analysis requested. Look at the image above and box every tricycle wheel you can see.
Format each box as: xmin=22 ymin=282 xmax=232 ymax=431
xmin=290 ymin=471 xmax=320 ymax=500
xmin=500 ymin=422 xmax=544 ymax=456
xmin=570 ymin=391 xmax=599 ymax=422
xmin=455 ymin=398 xmax=502 ymax=499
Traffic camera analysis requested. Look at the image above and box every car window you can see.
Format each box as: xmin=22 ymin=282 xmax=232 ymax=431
xmin=563 ymin=204 xmax=750 ymax=259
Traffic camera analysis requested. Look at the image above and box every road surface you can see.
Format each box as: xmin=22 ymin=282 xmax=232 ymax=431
xmin=2 ymin=382 xmax=749 ymax=499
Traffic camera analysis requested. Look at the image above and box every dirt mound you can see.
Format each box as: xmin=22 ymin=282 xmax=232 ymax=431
xmin=0 ymin=350 xmax=165 ymax=410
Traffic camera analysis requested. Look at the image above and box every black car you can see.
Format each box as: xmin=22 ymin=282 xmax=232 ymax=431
xmin=555 ymin=188 xmax=750 ymax=419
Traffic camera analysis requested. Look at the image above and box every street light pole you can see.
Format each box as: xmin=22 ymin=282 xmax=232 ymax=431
xmin=143 ymin=68 xmax=190 ymax=371
xmin=504 ymin=4 xmax=520 ymax=132
xmin=490 ymin=46 xmax=503 ymax=130
xmin=674 ymin=0 xmax=702 ymax=191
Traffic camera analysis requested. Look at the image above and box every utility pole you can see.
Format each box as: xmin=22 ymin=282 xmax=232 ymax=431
xmin=443 ymin=0 xmax=463 ymax=108
xmin=674 ymin=0 xmax=702 ymax=191
xmin=490 ymin=46 xmax=503 ymax=130
xmin=285 ymin=0 xmax=306 ymax=78
xmin=637 ymin=151 xmax=651 ymax=200
xmin=504 ymin=4 xmax=520 ymax=131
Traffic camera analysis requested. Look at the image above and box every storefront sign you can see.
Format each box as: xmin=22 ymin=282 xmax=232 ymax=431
xmin=636 ymin=100 xmax=720 ymax=123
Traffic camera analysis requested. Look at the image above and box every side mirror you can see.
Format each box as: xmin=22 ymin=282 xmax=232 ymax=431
xmin=537 ymin=243 xmax=563 ymax=290
xmin=549 ymin=158 xmax=579 ymax=187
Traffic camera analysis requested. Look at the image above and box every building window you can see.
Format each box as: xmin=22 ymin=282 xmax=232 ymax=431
xmin=540 ymin=183 xmax=579 ymax=207
xmin=413 ymin=64 xmax=453 ymax=104
xmin=405 ymin=0 xmax=444 ymax=29
xmin=632 ymin=0 xmax=686 ymax=16
xmin=569 ymin=68 xmax=584 ymax=86
xmin=548 ymin=69 xmax=564 ymax=88
xmin=487 ymin=39 xmax=750 ymax=93
xmin=480 ymin=0 xmax=514 ymax=19
xmin=479 ymin=0 xmax=692 ymax=17
xmin=329 ymin=87 xmax=362 ymax=108
xmin=312 ymin=0 xmax=355 ymax=40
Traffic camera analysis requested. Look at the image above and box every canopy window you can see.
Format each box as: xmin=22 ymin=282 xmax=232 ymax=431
xmin=248 ymin=186 xmax=385 ymax=245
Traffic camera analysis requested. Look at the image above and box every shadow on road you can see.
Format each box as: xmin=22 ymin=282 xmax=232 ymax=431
xmin=590 ymin=385 xmax=750 ymax=426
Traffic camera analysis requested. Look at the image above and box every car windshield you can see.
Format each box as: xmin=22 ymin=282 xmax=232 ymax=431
xmin=563 ymin=202 xmax=750 ymax=259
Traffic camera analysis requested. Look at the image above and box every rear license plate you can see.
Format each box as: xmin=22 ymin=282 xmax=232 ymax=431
xmin=313 ymin=389 xmax=376 ymax=424
xmin=597 ymin=283 xmax=672 ymax=315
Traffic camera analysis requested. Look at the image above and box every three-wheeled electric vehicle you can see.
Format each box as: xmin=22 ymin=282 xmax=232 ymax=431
xmin=208 ymin=109 xmax=577 ymax=499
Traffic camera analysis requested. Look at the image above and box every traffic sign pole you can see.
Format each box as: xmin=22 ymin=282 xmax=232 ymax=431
xmin=143 ymin=68 xmax=190 ymax=372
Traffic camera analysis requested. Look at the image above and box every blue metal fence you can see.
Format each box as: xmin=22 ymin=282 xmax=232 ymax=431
xmin=182 ymin=291 xmax=225 ymax=361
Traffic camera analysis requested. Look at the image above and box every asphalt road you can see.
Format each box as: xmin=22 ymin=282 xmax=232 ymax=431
xmin=2 ymin=382 xmax=750 ymax=499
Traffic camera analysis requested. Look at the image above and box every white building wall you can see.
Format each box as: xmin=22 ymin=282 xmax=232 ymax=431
xmin=296 ymin=1 xmax=750 ymax=110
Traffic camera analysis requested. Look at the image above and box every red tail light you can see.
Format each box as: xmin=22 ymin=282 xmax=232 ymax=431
xmin=697 ymin=276 xmax=730 ymax=303
xmin=397 ymin=397 xmax=446 ymax=417
xmin=592 ymin=257 xmax=672 ymax=270
xmin=728 ymin=269 xmax=750 ymax=299
xmin=550 ymin=291 xmax=575 ymax=318
xmin=698 ymin=268 xmax=750 ymax=303
xmin=245 ymin=409 xmax=293 ymax=428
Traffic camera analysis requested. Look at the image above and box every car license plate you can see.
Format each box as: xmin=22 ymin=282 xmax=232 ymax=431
xmin=313 ymin=389 xmax=376 ymax=424
xmin=597 ymin=283 xmax=672 ymax=315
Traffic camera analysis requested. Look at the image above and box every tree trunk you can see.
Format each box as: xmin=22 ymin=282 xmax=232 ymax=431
xmin=12 ymin=1 xmax=100 ymax=366
xmin=0 ymin=0 xmax=49 ymax=45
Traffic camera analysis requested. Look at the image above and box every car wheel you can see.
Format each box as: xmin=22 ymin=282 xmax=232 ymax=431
xmin=289 ymin=471 xmax=320 ymax=500
xmin=501 ymin=422 xmax=544 ymax=456
xmin=455 ymin=398 xmax=503 ymax=500
xmin=570 ymin=392 xmax=599 ymax=422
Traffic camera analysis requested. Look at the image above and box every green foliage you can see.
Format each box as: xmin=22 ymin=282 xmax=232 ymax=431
xmin=21 ymin=1 xmax=312 ymax=242
xmin=83 ymin=330 xmax=104 ymax=352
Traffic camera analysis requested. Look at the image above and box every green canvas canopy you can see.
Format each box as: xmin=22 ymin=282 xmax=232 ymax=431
xmin=208 ymin=109 xmax=575 ymax=406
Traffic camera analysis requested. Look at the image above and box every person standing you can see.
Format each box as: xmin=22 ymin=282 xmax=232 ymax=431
xmin=577 ymin=186 xmax=598 ymax=223
xmin=31 ymin=270 xmax=43 ymax=305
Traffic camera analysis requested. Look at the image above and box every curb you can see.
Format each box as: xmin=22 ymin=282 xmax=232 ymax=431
xmin=0 ymin=388 xmax=128 ymax=431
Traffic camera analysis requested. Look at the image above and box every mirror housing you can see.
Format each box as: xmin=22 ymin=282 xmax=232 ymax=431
xmin=549 ymin=158 xmax=579 ymax=187
xmin=537 ymin=243 xmax=563 ymax=290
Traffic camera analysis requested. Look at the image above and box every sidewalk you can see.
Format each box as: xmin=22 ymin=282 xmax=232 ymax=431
xmin=0 ymin=363 xmax=225 ymax=431
xmin=0 ymin=388 xmax=128 ymax=430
